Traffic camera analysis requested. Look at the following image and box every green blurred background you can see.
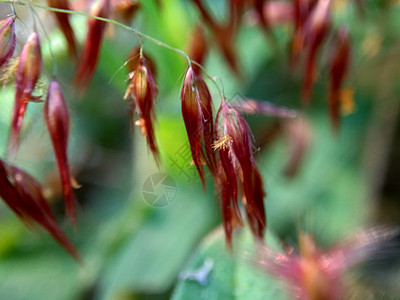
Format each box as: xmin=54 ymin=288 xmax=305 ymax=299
xmin=0 ymin=0 xmax=400 ymax=299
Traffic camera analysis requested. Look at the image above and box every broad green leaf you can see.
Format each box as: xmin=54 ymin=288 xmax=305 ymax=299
xmin=172 ymin=228 xmax=289 ymax=300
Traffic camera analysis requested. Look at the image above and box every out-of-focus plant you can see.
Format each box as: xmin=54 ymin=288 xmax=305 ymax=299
xmin=0 ymin=0 xmax=399 ymax=299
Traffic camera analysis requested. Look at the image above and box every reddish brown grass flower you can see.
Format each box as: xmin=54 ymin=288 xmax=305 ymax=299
xmin=328 ymin=28 xmax=350 ymax=131
xmin=0 ymin=159 xmax=80 ymax=261
xmin=9 ymin=32 xmax=42 ymax=156
xmin=74 ymin=0 xmax=110 ymax=91
xmin=190 ymin=0 xmax=243 ymax=75
xmin=44 ymin=81 xmax=77 ymax=227
xmin=0 ymin=16 xmax=16 ymax=70
xmin=47 ymin=0 xmax=78 ymax=59
xmin=124 ymin=55 xmax=159 ymax=162
xmin=301 ymin=0 xmax=331 ymax=103
xmin=215 ymin=100 xmax=266 ymax=246
xmin=181 ymin=67 xmax=217 ymax=189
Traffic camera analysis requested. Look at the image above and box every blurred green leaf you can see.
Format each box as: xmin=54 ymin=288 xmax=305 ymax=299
xmin=171 ymin=228 xmax=288 ymax=300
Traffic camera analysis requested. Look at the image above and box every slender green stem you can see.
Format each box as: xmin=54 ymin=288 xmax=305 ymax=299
xmin=1 ymin=0 xmax=233 ymax=98
xmin=10 ymin=2 xmax=16 ymax=17
xmin=1 ymin=0 xmax=192 ymax=66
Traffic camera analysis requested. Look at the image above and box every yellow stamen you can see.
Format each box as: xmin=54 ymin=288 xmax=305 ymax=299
xmin=213 ymin=135 xmax=232 ymax=150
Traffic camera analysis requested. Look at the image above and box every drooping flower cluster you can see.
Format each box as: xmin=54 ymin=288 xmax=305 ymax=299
xmin=189 ymin=0 xmax=351 ymax=130
xmin=178 ymin=64 xmax=268 ymax=245
xmin=9 ymin=32 xmax=42 ymax=155
xmin=0 ymin=0 xmax=146 ymax=259
xmin=124 ymin=58 xmax=267 ymax=246
xmin=214 ymin=101 xmax=266 ymax=246
xmin=125 ymin=53 xmax=160 ymax=163
xmin=0 ymin=15 xmax=78 ymax=258
xmin=0 ymin=159 xmax=80 ymax=261
xmin=289 ymin=0 xmax=351 ymax=128
xmin=44 ymin=81 xmax=77 ymax=227
xmin=181 ymin=67 xmax=217 ymax=188
xmin=0 ymin=0 xmax=358 ymax=261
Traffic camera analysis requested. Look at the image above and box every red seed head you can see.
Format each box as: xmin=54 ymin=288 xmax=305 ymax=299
xmin=45 ymin=81 xmax=70 ymax=146
xmin=215 ymin=101 xmax=266 ymax=246
xmin=16 ymin=32 xmax=42 ymax=96
xmin=0 ymin=159 xmax=80 ymax=261
xmin=126 ymin=55 xmax=160 ymax=162
xmin=181 ymin=67 xmax=217 ymax=189
xmin=44 ymin=81 xmax=76 ymax=226
xmin=9 ymin=32 xmax=42 ymax=155
xmin=0 ymin=16 xmax=16 ymax=70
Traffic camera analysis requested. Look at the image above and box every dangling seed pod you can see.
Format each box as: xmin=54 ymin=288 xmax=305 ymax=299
xmin=125 ymin=54 xmax=160 ymax=163
xmin=9 ymin=32 xmax=42 ymax=156
xmin=0 ymin=159 xmax=80 ymax=261
xmin=181 ymin=67 xmax=217 ymax=189
xmin=44 ymin=81 xmax=76 ymax=227
xmin=214 ymin=100 xmax=266 ymax=246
